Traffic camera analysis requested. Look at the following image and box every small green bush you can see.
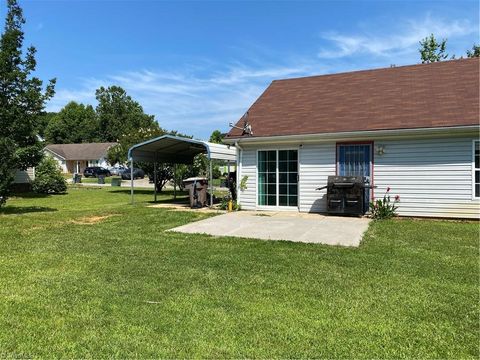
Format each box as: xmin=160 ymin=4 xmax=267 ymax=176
xmin=32 ymin=156 xmax=67 ymax=194
xmin=219 ymin=195 xmax=241 ymax=211
xmin=369 ymin=187 xmax=399 ymax=220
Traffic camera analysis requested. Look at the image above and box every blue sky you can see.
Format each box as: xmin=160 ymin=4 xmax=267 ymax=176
xmin=9 ymin=0 xmax=480 ymax=139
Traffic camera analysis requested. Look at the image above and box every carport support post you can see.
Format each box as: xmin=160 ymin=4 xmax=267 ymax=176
xmin=153 ymin=161 xmax=157 ymax=203
xmin=130 ymin=157 xmax=134 ymax=204
xmin=173 ymin=164 xmax=177 ymax=200
xmin=209 ymin=160 xmax=213 ymax=207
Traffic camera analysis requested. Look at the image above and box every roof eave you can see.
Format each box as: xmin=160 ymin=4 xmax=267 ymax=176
xmin=44 ymin=147 xmax=66 ymax=160
xmin=224 ymin=125 xmax=480 ymax=145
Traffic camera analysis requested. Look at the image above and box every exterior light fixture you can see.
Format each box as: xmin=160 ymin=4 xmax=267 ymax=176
xmin=375 ymin=145 xmax=385 ymax=155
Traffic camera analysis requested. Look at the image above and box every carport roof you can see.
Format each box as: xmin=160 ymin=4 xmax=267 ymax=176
xmin=128 ymin=135 xmax=236 ymax=164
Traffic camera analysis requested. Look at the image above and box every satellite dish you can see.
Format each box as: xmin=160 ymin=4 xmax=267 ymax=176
xmin=229 ymin=111 xmax=253 ymax=136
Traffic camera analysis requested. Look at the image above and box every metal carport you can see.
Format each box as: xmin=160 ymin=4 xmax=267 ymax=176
xmin=127 ymin=135 xmax=236 ymax=206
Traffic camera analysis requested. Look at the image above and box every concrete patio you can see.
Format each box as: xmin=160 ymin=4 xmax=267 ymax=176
xmin=170 ymin=211 xmax=371 ymax=247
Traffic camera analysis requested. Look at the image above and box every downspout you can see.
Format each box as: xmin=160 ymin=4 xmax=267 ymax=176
xmin=235 ymin=141 xmax=243 ymax=205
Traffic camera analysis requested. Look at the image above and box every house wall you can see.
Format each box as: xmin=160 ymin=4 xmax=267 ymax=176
xmin=298 ymin=143 xmax=336 ymax=213
xmin=238 ymin=149 xmax=257 ymax=210
xmin=87 ymin=157 xmax=109 ymax=168
xmin=14 ymin=168 xmax=35 ymax=183
xmin=44 ymin=151 xmax=68 ymax=173
xmin=374 ymin=137 xmax=479 ymax=218
xmin=44 ymin=150 xmax=109 ymax=174
xmin=237 ymin=135 xmax=479 ymax=219
xmin=66 ymin=160 xmax=88 ymax=173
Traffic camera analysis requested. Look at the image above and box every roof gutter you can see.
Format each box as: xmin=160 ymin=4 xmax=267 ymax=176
xmin=224 ymin=125 xmax=479 ymax=145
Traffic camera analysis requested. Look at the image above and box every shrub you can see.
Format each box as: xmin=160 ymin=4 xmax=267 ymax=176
xmin=212 ymin=165 xmax=222 ymax=179
xmin=369 ymin=187 xmax=400 ymax=220
xmin=32 ymin=156 xmax=67 ymax=194
xmin=239 ymin=175 xmax=248 ymax=191
xmin=219 ymin=195 xmax=241 ymax=211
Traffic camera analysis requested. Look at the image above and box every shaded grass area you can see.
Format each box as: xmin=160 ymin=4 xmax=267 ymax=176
xmin=0 ymin=187 xmax=478 ymax=358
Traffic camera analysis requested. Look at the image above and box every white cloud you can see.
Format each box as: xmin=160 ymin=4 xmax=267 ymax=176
xmin=318 ymin=15 xmax=476 ymax=58
xmin=46 ymin=62 xmax=318 ymax=139
xmin=46 ymin=14 xmax=477 ymax=139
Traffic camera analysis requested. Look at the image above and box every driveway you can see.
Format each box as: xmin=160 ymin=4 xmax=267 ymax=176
xmin=170 ymin=211 xmax=371 ymax=247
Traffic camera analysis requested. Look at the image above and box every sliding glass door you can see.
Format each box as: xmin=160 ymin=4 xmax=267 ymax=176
xmin=258 ymin=151 xmax=277 ymax=206
xmin=258 ymin=150 xmax=298 ymax=208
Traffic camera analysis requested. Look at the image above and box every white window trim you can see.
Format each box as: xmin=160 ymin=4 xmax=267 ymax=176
xmin=472 ymin=139 xmax=479 ymax=200
xmin=256 ymin=148 xmax=300 ymax=211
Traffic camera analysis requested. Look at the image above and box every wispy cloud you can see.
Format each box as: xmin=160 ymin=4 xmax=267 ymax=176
xmin=318 ymin=15 xmax=476 ymax=59
xmin=47 ymin=14 xmax=478 ymax=139
xmin=47 ymin=62 xmax=319 ymax=139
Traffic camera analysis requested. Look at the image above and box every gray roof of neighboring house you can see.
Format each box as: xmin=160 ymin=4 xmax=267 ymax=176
xmin=44 ymin=142 xmax=117 ymax=160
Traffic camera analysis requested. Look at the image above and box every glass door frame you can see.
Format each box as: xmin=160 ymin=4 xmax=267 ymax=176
xmin=256 ymin=148 xmax=300 ymax=210
xmin=335 ymin=141 xmax=375 ymax=200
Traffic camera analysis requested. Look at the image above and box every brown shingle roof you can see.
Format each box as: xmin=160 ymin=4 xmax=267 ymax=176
xmin=226 ymin=58 xmax=480 ymax=139
xmin=45 ymin=143 xmax=117 ymax=160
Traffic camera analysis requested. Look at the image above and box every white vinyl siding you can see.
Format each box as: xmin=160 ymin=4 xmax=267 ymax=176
xmin=238 ymin=135 xmax=479 ymax=219
xmin=44 ymin=151 xmax=68 ymax=173
xmin=14 ymin=168 xmax=35 ymax=183
xmin=298 ymin=143 xmax=336 ymax=213
xmin=374 ymin=137 xmax=479 ymax=218
xmin=474 ymin=140 xmax=479 ymax=199
xmin=238 ymin=149 xmax=257 ymax=210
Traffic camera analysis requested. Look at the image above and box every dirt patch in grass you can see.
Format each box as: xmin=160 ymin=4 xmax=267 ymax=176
xmin=70 ymin=214 xmax=119 ymax=225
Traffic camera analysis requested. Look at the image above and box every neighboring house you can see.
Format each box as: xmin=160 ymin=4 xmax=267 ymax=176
xmin=44 ymin=142 xmax=117 ymax=173
xmin=225 ymin=58 xmax=480 ymax=219
xmin=218 ymin=164 xmax=236 ymax=175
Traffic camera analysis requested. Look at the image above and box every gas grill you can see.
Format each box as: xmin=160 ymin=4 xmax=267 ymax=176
xmin=316 ymin=176 xmax=374 ymax=216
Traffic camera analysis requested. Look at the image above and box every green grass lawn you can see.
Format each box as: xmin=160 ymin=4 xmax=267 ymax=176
xmin=80 ymin=176 xmax=115 ymax=184
xmin=0 ymin=187 xmax=478 ymax=358
xmin=62 ymin=173 xmax=117 ymax=184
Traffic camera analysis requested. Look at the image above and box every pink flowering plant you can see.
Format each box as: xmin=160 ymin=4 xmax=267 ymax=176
xmin=369 ymin=187 xmax=400 ymax=219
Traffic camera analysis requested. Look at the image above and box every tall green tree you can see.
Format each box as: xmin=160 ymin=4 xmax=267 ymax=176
xmin=96 ymin=86 xmax=156 ymax=142
xmin=106 ymin=124 xmax=164 ymax=165
xmin=36 ymin=111 xmax=57 ymax=139
xmin=44 ymin=101 xmax=99 ymax=144
xmin=209 ymin=130 xmax=224 ymax=144
xmin=0 ymin=0 xmax=55 ymax=207
xmin=419 ymin=34 xmax=449 ymax=63
xmin=466 ymin=44 xmax=480 ymax=58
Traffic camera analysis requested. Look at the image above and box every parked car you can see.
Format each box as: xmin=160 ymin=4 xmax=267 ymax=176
xmin=108 ymin=165 xmax=127 ymax=176
xmin=120 ymin=168 xmax=145 ymax=180
xmin=83 ymin=167 xmax=111 ymax=178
